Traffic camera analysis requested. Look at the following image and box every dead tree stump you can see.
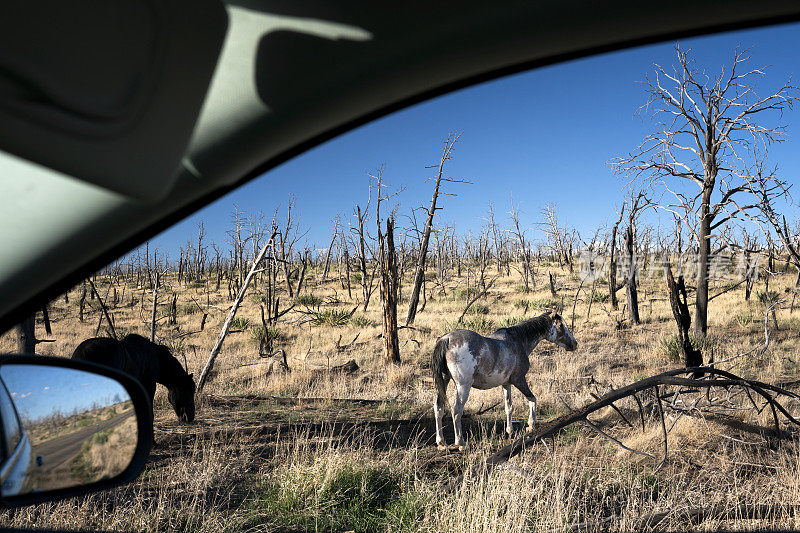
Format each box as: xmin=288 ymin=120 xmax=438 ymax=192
xmin=666 ymin=266 xmax=703 ymax=374
xmin=380 ymin=217 xmax=401 ymax=364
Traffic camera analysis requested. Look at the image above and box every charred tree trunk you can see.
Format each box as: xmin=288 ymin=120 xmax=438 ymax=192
xmin=666 ymin=266 xmax=703 ymax=373
xmin=694 ymin=185 xmax=713 ymax=337
xmin=197 ymin=231 xmax=277 ymax=393
xmin=406 ymin=133 xmax=462 ymax=325
xmin=322 ymin=224 xmax=338 ymax=281
xmin=16 ymin=314 xmax=36 ymax=354
xmin=380 ymin=218 xmax=401 ymax=364
xmin=609 ymin=207 xmax=625 ymax=310
xmin=343 ymin=244 xmax=352 ymax=299
xmin=41 ymin=304 xmax=52 ymax=336
xmin=624 ymin=225 xmax=640 ymax=325
xmin=79 ymin=280 xmax=87 ymax=322
xmin=150 ymin=272 xmax=160 ymax=342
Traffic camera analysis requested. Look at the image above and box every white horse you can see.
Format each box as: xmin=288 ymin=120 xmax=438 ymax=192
xmin=432 ymin=310 xmax=577 ymax=449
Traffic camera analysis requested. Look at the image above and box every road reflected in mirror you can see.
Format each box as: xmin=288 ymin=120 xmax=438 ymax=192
xmin=0 ymin=364 xmax=137 ymax=496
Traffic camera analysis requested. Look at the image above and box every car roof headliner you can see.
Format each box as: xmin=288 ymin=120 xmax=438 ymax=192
xmin=2 ymin=0 xmax=800 ymax=334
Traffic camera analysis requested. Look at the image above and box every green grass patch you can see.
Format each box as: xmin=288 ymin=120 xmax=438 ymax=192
xmin=230 ymin=316 xmax=251 ymax=330
xmin=660 ymin=334 xmax=716 ymax=362
xmin=295 ymin=293 xmax=322 ymax=307
xmin=249 ymin=325 xmax=282 ymax=346
xmin=350 ymin=315 xmax=373 ymax=327
xmin=531 ymin=297 xmax=559 ymax=310
xmin=757 ymin=290 xmax=780 ymax=305
xmin=497 ymin=316 xmax=531 ymax=329
xmin=590 ymin=291 xmax=609 ymax=303
xmin=443 ymin=315 xmax=495 ymax=335
xmin=242 ymin=463 xmax=421 ymax=532
xmin=731 ymin=312 xmax=754 ymax=329
xmin=466 ymin=303 xmax=490 ymax=315
xmin=312 ymin=308 xmax=352 ymax=327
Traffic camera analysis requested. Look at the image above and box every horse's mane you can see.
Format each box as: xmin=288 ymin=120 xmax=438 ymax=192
xmin=497 ymin=312 xmax=552 ymax=342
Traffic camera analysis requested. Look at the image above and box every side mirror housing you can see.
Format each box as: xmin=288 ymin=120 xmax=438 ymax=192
xmin=0 ymin=355 xmax=153 ymax=507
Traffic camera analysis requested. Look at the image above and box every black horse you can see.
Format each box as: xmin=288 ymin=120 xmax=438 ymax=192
xmin=72 ymin=334 xmax=196 ymax=423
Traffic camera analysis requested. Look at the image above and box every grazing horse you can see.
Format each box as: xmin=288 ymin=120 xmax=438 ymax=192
xmin=432 ymin=310 xmax=577 ymax=449
xmin=72 ymin=334 xmax=196 ymax=423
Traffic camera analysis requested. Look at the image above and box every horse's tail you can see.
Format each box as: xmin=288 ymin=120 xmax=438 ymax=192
xmin=432 ymin=336 xmax=451 ymax=413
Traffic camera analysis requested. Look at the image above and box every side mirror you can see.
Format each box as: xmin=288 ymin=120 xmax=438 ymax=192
xmin=0 ymin=355 xmax=152 ymax=507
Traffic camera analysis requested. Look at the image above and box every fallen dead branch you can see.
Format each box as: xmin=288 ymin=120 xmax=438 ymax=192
xmin=479 ymin=366 xmax=800 ymax=477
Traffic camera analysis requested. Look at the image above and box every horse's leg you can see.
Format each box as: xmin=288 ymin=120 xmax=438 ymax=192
xmin=452 ymin=381 xmax=472 ymax=449
xmin=512 ymin=378 xmax=537 ymax=432
xmin=433 ymin=393 xmax=446 ymax=448
xmin=503 ymin=384 xmax=514 ymax=438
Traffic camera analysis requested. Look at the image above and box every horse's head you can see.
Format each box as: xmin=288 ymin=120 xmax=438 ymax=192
xmin=546 ymin=310 xmax=578 ymax=351
xmin=167 ymin=372 xmax=196 ymax=423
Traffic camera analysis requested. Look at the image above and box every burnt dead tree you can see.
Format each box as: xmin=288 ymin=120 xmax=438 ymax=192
xmin=372 ymin=166 xmax=403 ymax=363
xmin=15 ymin=314 xmax=36 ymax=354
xmin=197 ymin=229 xmax=278 ymax=393
xmin=615 ymin=45 xmax=798 ymax=337
xmin=278 ymin=198 xmax=307 ymax=299
xmin=321 ymin=216 xmax=339 ymax=281
xmin=406 ymin=132 xmax=468 ymax=325
xmin=608 ymin=204 xmax=626 ymax=309
xmin=666 ymin=266 xmax=703 ymax=371
xmin=622 ymin=191 xmax=649 ymax=325
xmin=508 ymin=198 xmax=534 ymax=292
xmin=541 ymin=203 xmax=573 ymax=271
xmin=87 ymin=277 xmax=117 ymax=339
xmin=380 ymin=217 xmax=401 ymax=364
xmin=349 ymin=196 xmax=378 ymax=312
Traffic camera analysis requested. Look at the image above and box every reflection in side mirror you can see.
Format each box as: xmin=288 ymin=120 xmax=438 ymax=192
xmin=0 ymin=362 xmax=147 ymax=502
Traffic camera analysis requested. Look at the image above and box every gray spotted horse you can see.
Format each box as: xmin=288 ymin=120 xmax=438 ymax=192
xmin=431 ymin=310 xmax=577 ymax=449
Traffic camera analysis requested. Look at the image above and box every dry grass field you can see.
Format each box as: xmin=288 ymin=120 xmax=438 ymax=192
xmin=2 ymin=259 xmax=800 ymax=531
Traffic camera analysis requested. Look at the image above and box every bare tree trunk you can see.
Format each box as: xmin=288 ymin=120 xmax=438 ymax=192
xmin=406 ymin=133 xmax=463 ymax=325
xmin=87 ymin=277 xmax=117 ymax=339
xmin=381 ymin=218 xmax=401 ymax=364
xmin=16 ymin=315 xmax=36 ymax=354
xmin=694 ymin=186 xmax=713 ymax=337
xmin=197 ymin=231 xmax=277 ymax=393
xmin=41 ymin=304 xmax=52 ymax=336
xmin=150 ymin=272 xmax=160 ymax=342
xmin=79 ymin=280 xmax=87 ymax=322
xmin=666 ymin=267 xmax=703 ymax=373
xmin=343 ymin=244 xmax=352 ymax=299
xmin=322 ymin=222 xmax=338 ymax=281
xmin=609 ymin=205 xmax=625 ymax=310
xmin=625 ymin=225 xmax=640 ymax=325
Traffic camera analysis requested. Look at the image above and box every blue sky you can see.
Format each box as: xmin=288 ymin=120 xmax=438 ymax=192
xmin=1 ymin=365 xmax=128 ymax=423
xmin=143 ymin=21 xmax=800 ymax=261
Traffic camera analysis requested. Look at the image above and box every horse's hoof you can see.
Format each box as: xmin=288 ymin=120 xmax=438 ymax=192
xmin=526 ymin=426 xmax=537 ymax=434
xmin=457 ymin=444 xmax=468 ymax=452
xmin=437 ymin=443 xmax=448 ymax=451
